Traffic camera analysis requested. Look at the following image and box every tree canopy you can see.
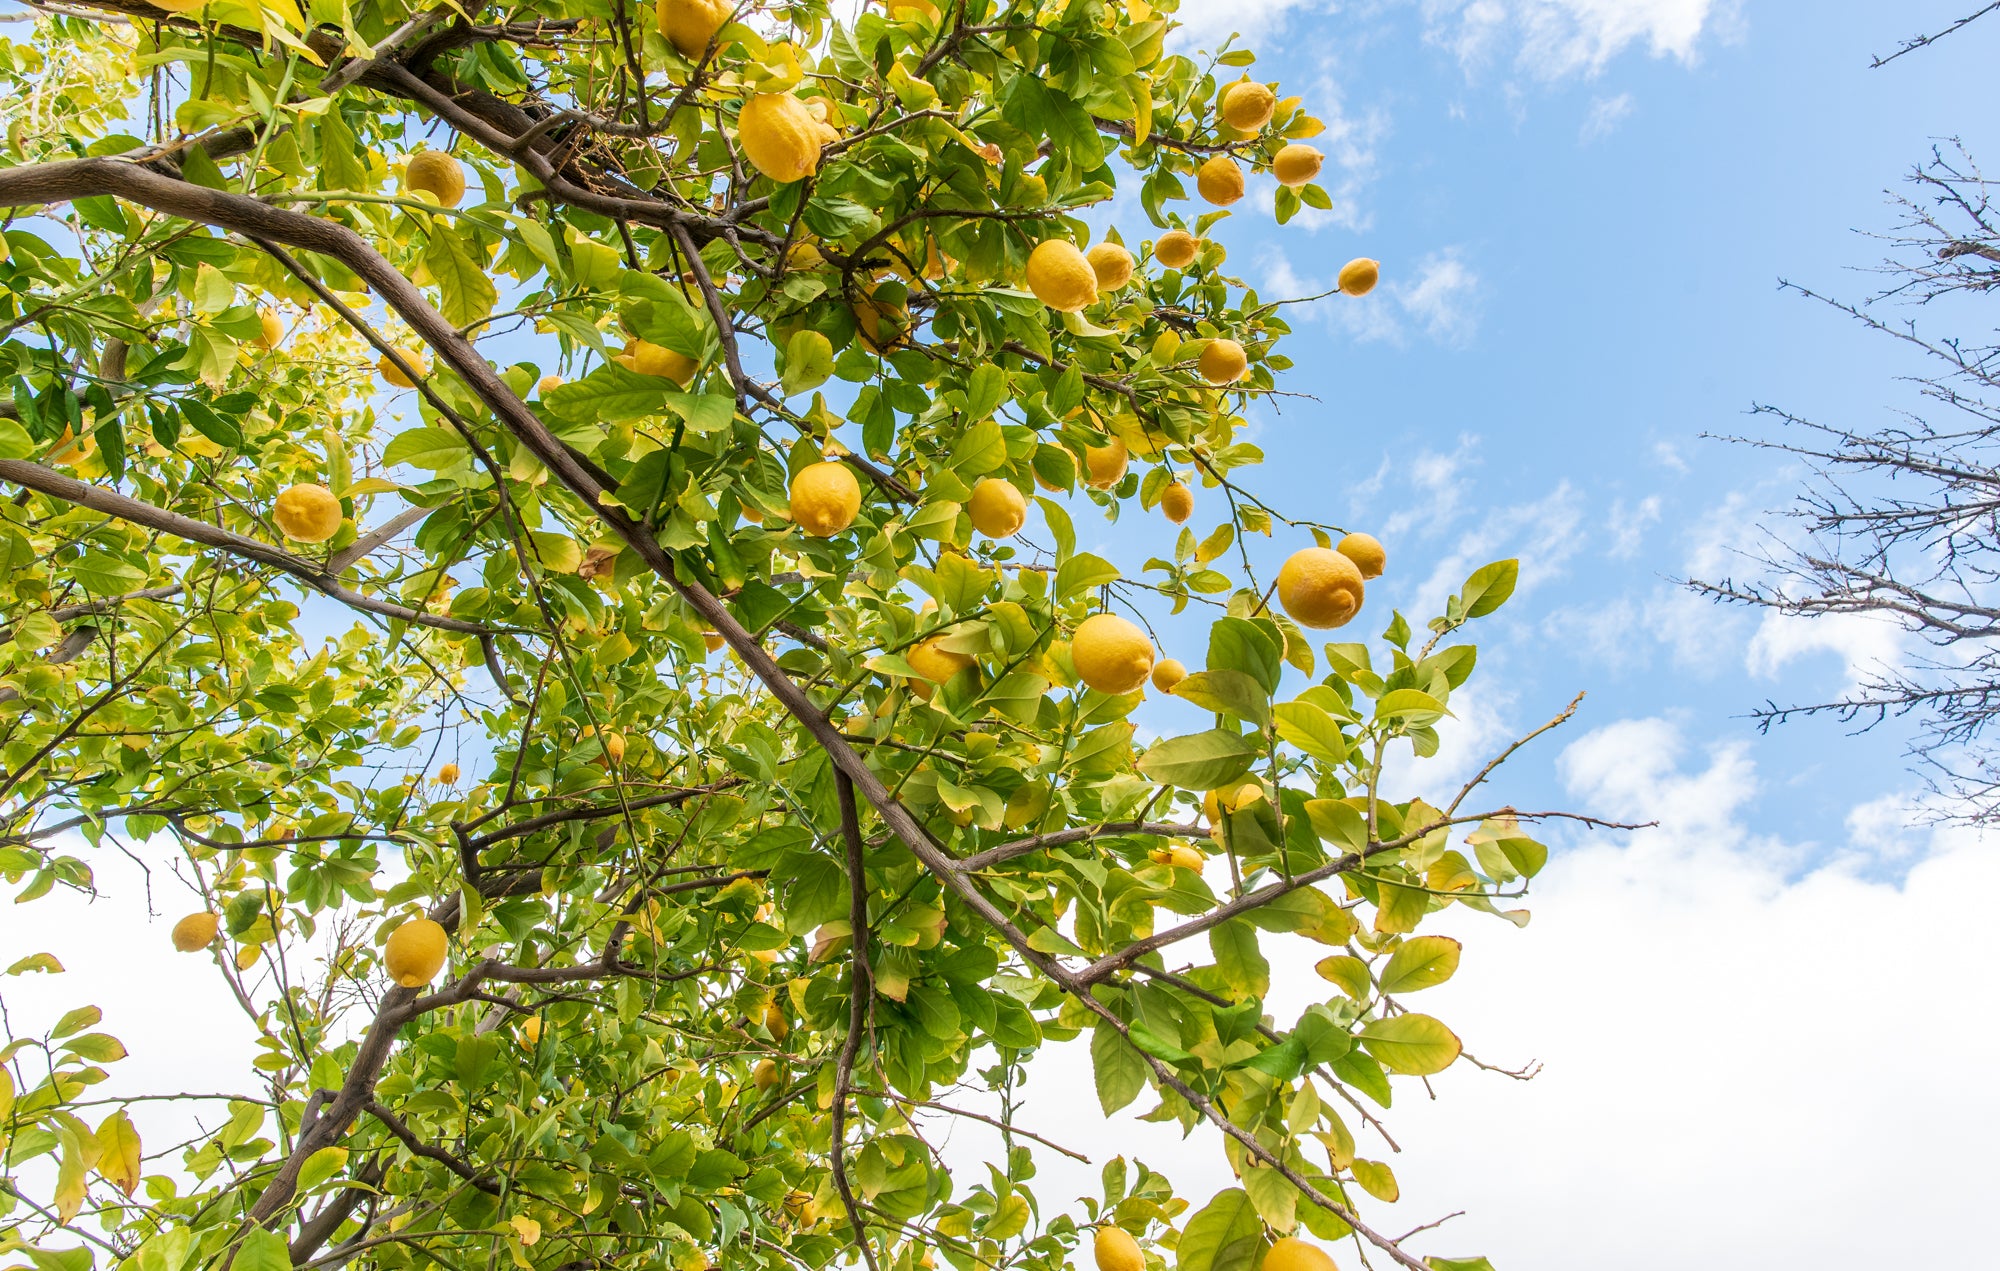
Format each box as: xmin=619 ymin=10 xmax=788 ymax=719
xmin=0 ymin=5 xmax=1578 ymax=1271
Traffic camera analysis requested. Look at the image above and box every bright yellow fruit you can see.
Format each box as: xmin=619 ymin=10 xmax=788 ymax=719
xmin=1094 ymin=1227 xmax=1145 ymax=1271
xmin=968 ymin=479 xmax=1028 ymax=538
xmin=273 ymin=484 xmax=343 ymax=543
xmin=437 ymin=763 xmax=460 ymax=784
xmin=908 ymin=636 xmax=975 ymax=697
xmin=739 ymin=93 xmax=823 ymax=184
xmin=1220 ymin=81 xmax=1276 ymax=132
xmin=1086 ymin=242 xmax=1135 ymax=291
xmin=256 ymin=307 xmax=284 ymax=350
xmin=1026 ymin=239 xmax=1099 ymax=312
xmin=1072 ymin=613 xmax=1154 ymax=695
xmin=703 ymin=631 xmax=726 ymax=654
xmin=888 ymin=0 xmax=940 ymax=17
xmin=379 ymin=347 xmax=426 ymax=387
xmin=763 ymin=1001 xmax=790 ymax=1040
xmin=1337 ymin=531 xmax=1386 ymax=579
xmin=1165 ymin=843 xmax=1206 ymax=872
xmin=853 ymin=284 xmax=910 ymax=352
xmin=384 ymin=917 xmax=448 ymax=988
xmin=753 ymin=1059 xmax=782 ymax=1090
xmin=1153 ymin=230 xmax=1199 ymax=269
xmin=1198 ymin=338 xmax=1248 ymax=385
xmin=1203 ymin=780 xmax=1264 ymax=826
xmin=521 ymin=1015 xmax=543 ymax=1045
xmin=1273 ymin=144 xmax=1324 ymax=187
xmin=172 ymin=912 xmax=219 ymax=952
xmin=789 ymin=461 xmax=861 ymax=536
xmin=657 ymin=0 xmax=732 ymax=58
xmin=1197 ymin=155 xmax=1244 ymax=205
xmin=1151 ymin=658 xmax=1187 ymax=692
xmin=621 ymin=339 xmax=698 ymax=385
xmin=537 ymin=374 xmax=562 ymax=394
xmin=1338 ymin=257 xmax=1380 ymax=297
xmin=1160 ymin=481 xmax=1193 ymax=523
xmin=1262 ymin=1238 xmax=1338 ymax=1271
xmin=1277 ymin=547 xmax=1366 ymax=630
xmin=1084 ymin=436 xmax=1128 ymax=489
xmin=404 ymin=150 xmax=465 ymax=207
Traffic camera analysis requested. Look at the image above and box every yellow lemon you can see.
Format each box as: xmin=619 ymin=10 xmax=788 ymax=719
xmin=537 ymin=374 xmax=563 ymax=395
xmin=1337 ymin=257 xmax=1380 ymax=297
xmin=1220 ymin=81 xmax=1276 ymax=132
xmin=273 ymin=484 xmax=343 ymax=543
xmin=657 ymin=0 xmax=732 ymax=58
xmin=1198 ymin=338 xmax=1248 ymax=385
xmin=1272 ymin=144 xmax=1324 ymax=187
xmin=968 ymin=479 xmax=1027 ymax=538
xmin=888 ymin=0 xmax=940 ymax=17
xmin=852 ymin=284 xmax=910 ymax=352
xmin=1153 ymin=230 xmax=1199 ymax=269
xmin=1196 ymin=155 xmax=1244 ymax=205
xmin=622 ymin=338 xmax=699 ymax=385
xmin=1277 ymin=547 xmax=1366 ymax=630
xmin=739 ymin=93 xmax=823 ymax=184
xmin=384 ymin=917 xmax=448 ymax=988
xmin=1167 ymin=843 xmax=1206 ymax=872
xmin=1072 ymin=614 xmax=1154 ymax=695
xmin=1262 ymin=1238 xmax=1338 ymax=1271
xmin=1026 ymin=239 xmax=1098 ymax=312
xmin=172 ymin=911 xmax=219 ymax=952
xmin=789 ymin=461 xmax=861 ymax=536
xmin=256 ymin=307 xmax=284 ymax=350
xmin=1094 ymin=1227 xmax=1145 ymax=1271
xmin=1086 ymin=242 xmax=1135 ymax=291
xmin=379 ymin=347 xmax=426 ymax=387
xmin=908 ymin=636 xmax=975 ymax=697
xmin=1337 ymin=531 xmax=1386 ymax=579
xmin=1151 ymin=658 xmax=1187 ymax=693
xmin=521 ymin=1015 xmax=543 ymax=1045
xmin=1204 ymin=780 xmax=1263 ymax=826
xmin=1160 ymin=481 xmax=1193 ymax=524
xmin=753 ymin=1059 xmax=782 ymax=1090
xmin=437 ymin=763 xmax=461 ymax=784
xmin=404 ymin=150 xmax=466 ymax=207
xmin=763 ymin=1001 xmax=790 ymax=1040
xmin=1084 ymin=436 xmax=1128 ymax=489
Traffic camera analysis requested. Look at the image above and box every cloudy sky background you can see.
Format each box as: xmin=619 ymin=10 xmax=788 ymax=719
xmin=7 ymin=0 xmax=2000 ymax=1267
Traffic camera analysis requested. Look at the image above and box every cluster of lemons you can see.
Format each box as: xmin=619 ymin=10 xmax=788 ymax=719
xmin=172 ymin=909 xmax=449 ymax=990
xmin=1097 ymin=1219 xmax=1342 ymax=1271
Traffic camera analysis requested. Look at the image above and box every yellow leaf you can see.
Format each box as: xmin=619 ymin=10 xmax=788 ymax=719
xmin=96 ymin=1109 xmax=142 ymax=1197
xmin=509 ymin=1216 xmax=541 ymax=1246
xmin=54 ymin=1123 xmax=93 ymax=1220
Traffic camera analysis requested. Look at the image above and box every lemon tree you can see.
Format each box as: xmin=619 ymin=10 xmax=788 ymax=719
xmin=0 ymin=5 xmax=1591 ymax=1271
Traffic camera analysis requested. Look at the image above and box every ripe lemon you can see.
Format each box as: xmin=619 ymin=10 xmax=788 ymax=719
xmin=621 ymin=338 xmax=699 ymax=385
xmin=1277 ymin=546 xmax=1365 ymax=629
xmin=1151 ymin=658 xmax=1187 ymax=692
xmin=1084 ymin=436 xmax=1129 ymax=489
xmin=1272 ymin=144 xmax=1324 ymax=187
xmin=1196 ymin=155 xmax=1244 ymax=205
xmin=1094 ymin=1227 xmax=1144 ymax=1271
xmin=1220 ymin=81 xmax=1276 ymax=132
xmin=1160 ymin=481 xmax=1194 ymax=524
xmin=1086 ymin=242 xmax=1135 ymax=291
xmin=1262 ymin=1238 xmax=1337 ymax=1271
xmin=789 ymin=461 xmax=862 ymax=536
xmin=1153 ymin=230 xmax=1199 ymax=269
xmin=852 ymin=284 xmax=910 ymax=352
xmin=1198 ymin=338 xmax=1248 ymax=385
xmin=256 ymin=307 xmax=284 ymax=350
xmin=404 ymin=150 xmax=465 ymax=207
xmin=437 ymin=762 xmax=460 ymax=784
xmin=537 ymin=374 xmax=562 ymax=394
xmin=172 ymin=911 xmax=219 ymax=952
xmin=379 ymin=347 xmax=426 ymax=387
xmin=763 ymin=1001 xmax=790 ymax=1039
xmin=521 ymin=1015 xmax=543 ymax=1045
xmin=908 ymin=636 xmax=975 ymax=696
xmin=657 ymin=0 xmax=732 ymax=58
xmin=888 ymin=0 xmax=940 ymax=17
xmin=1166 ymin=843 xmax=1206 ymax=871
xmin=1203 ymin=780 xmax=1263 ymax=826
xmin=1337 ymin=257 xmax=1380 ymax=297
xmin=968 ymin=479 xmax=1027 ymax=538
xmin=739 ymin=93 xmax=823 ymax=184
xmin=384 ymin=916 xmax=448 ymax=988
xmin=753 ymin=1059 xmax=782 ymax=1090
xmin=1337 ymin=531 xmax=1386 ymax=578
xmin=273 ymin=484 xmax=343 ymax=543
xmin=1072 ymin=613 xmax=1154 ymax=695
xmin=1026 ymin=239 xmax=1099 ymax=312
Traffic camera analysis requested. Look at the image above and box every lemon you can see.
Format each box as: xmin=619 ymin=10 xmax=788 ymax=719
xmin=853 ymin=284 xmax=910 ymax=352
xmin=1337 ymin=531 xmax=1385 ymax=579
xmin=1272 ymin=144 xmax=1323 ymax=187
xmin=1277 ymin=547 xmax=1365 ymax=629
xmin=1166 ymin=843 xmax=1206 ymax=871
xmin=1094 ymin=1227 xmax=1144 ymax=1271
xmin=1026 ymin=239 xmax=1099 ymax=312
xmin=703 ymin=631 xmax=726 ymax=653
xmin=256 ymin=307 xmax=284 ymax=350
xmin=888 ymin=0 xmax=940 ymax=16
xmin=1220 ymin=81 xmax=1275 ymax=132
xmin=789 ymin=460 xmax=861 ymax=536
xmin=739 ymin=93 xmax=823 ymax=183
xmin=753 ymin=1059 xmax=782 ymax=1090
xmin=657 ymin=0 xmax=732 ymax=58
xmin=404 ymin=150 xmax=465 ymax=207
xmin=1086 ymin=242 xmax=1135 ymax=291
xmin=273 ymin=484 xmax=343 ymax=543
xmin=1084 ymin=436 xmax=1128 ymax=489
xmin=1153 ymin=230 xmax=1199 ymax=269
xmin=384 ymin=917 xmax=448 ymax=988
xmin=1196 ymin=155 xmax=1244 ymax=205
xmin=908 ymin=636 xmax=975 ymax=697
xmin=1072 ymin=613 xmax=1154 ymax=695
xmin=437 ymin=763 xmax=460 ymax=784
xmin=763 ymin=1001 xmax=790 ymax=1039
xmin=537 ymin=374 xmax=562 ymax=394
xmin=1337 ymin=257 xmax=1380 ymax=297
xmin=968 ymin=478 xmax=1028 ymax=538
xmin=621 ymin=338 xmax=699 ymax=385
xmin=1203 ymin=780 xmax=1263 ymax=826
xmin=1262 ymin=1238 xmax=1338 ymax=1271
xmin=379 ymin=347 xmax=426 ymax=387
xmin=1160 ymin=481 xmax=1193 ymax=524
xmin=1198 ymin=338 xmax=1248 ymax=384
xmin=1151 ymin=658 xmax=1187 ymax=692
xmin=521 ymin=1015 xmax=543 ymax=1045
xmin=172 ymin=912 xmax=219 ymax=952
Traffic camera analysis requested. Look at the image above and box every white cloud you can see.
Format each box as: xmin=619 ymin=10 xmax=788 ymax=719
xmin=1579 ymin=90 xmax=1634 ymax=141
xmin=1396 ymin=248 xmax=1481 ymax=343
xmin=1170 ymin=0 xmax=1324 ymax=47
xmin=1263 ymin=245 xmax=1481 ymax=345
xmin=1425 ymin=0 xmax=1740 ymax=80
xmin=1381 ymin=435 xmax=1482 ymax=541
xmin=1605 ymin=493 xmax=1661 ymax=558
xmin=1408 ymin=479 xmax=1585 ymax=620
xmin=1745 ymin=608 xmax=1906 ymax=693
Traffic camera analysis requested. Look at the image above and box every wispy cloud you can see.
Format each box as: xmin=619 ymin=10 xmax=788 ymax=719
xmin=1261 ymin=245 xmax=1481 ymax=344
xmin=1606 ymin=494 xmax=1661 ymax=558
xmin=1424 ymin=0 xmax=1740 ymax=81
xmin=1580 ymin=91 xmax=1634 ymax=141
xmin=1398 ymin=247 xmax=1482 ymax=343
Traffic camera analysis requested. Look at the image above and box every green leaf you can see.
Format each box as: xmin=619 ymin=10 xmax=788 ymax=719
xmin=772 ymin=851 xmax=847 ymax=935
xmin=660 ymin=391 xmax=735 ymax=434
xmin=1350 ymin=1158 xmax=1398 ymax=1203
xmin=234 ymin=1230 xmax=291 ymax=1271
xmin=424 ymin=229 xmax=497 ymax=329
xmin=51 ymin=1005 xmax=100 ymax=1039
xmin=1208 ymin=920 xmax=1268 ymax=998
xmin=964 ymin=364 xmax=1007 ymax=420
xmin=1240 ymin=1165 xmax=1297 ymax=1231
xmin=1208 ymin=618 xmax=1282 ymax=694
xmin=296 ymin=1145 xmax=350 ymax=1192
xmin=951 ymin=418 xmax=1006 ymax=476
xmin=0 ymin=417 xmax=35 ymax=459
xmin=1377 ymin=936 xmax=1460 ymax=995
xmin=545 ymin=364 xmax=670 ymax=423
xmin=1171 ymin=669 xmax=1269 ymax=727
xmin=1091 ymin=1022 xmax=1147 ymax=1114
xmin=1460 ymin=559 xmax=1518 ymax=619
xmin=1303 ymin=800 xmax=1368 ymax=851
xmin=72 ymin=553 xmax=145 ymax=594
xmin=1273 ymin=701 xmax=1348 ymax=764
xmin=1175 ymin=1188 xmax=1267 ymax=1271
xmin=1357 ymin=1014 xmax=1461 ymax=1075
xmin=1374 ymin=689 xmax=1449 ymax=725
xmin=1136 ymin=729 xmax=1260 ymax=790
xmin=1055 ymin=551 xmax=1119 ymax=600
xmin=1313 ymin=955 xmax=1371 ymax=1000
xmin=382 ymin=427 xmax=470 ymax=471
xmin=781 ymin=329 xmax=834 ymax=396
